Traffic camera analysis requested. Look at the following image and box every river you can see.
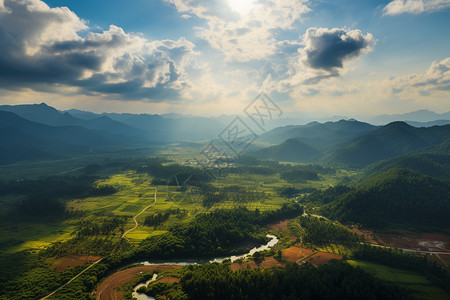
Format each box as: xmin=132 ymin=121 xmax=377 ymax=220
xmin=132 ymin=234 xmax=279 ymax=300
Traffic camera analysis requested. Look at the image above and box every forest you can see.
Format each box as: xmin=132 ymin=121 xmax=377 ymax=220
xmin=139 ymin=261 xmax=408 ymax=300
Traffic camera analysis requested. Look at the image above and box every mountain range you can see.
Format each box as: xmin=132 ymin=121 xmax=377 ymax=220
xmin=1 ymin=103 xmax=449 ymax=166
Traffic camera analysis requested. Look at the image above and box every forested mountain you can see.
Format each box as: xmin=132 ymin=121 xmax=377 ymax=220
xmin=0 ymin=103 xmax=226 ymax=142
xmin=326 ymin=122 xmax=450 ymax=167
xmin=365 ymin=139 xmax=450 ymax=181
xmin=259 ymin=119 xmax=377 ymax=147
xmin=255 ymin=121 xmax=450 ymax=168
xmin=0 ymin=111 xmax=139 ymax=164
xmin=253 ymin=138 xmax=322 ymax=163
xmin=324 ymin=168 xmax=450 ymax=228
xmin=0 ymin=103 xmax=140 ymax=135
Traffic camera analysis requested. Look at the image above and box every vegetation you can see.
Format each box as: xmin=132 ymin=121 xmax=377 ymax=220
xmin=297 ymin=216 xmax=359 ymax=246
xmin=138 ymin=261 xmax=408 ymax=300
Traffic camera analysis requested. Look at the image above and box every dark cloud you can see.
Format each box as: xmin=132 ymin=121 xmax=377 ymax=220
xmin=0 ymin=0 xmax=195 ymax=101
xmin=301 ymin=27 xmax=374 ymax=71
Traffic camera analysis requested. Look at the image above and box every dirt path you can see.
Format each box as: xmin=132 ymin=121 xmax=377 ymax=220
xmin=41 ymin=258 xmax=104 ymax=300
xmin=122 ymin=188 xmax=157 ymax=239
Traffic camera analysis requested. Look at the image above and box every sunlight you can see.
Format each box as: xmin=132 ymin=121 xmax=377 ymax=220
xmin=227 ymin=0 xmax=254 ymax=14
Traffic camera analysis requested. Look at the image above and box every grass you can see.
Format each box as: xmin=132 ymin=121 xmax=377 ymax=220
xmin=347 ymin=260 xmax=450 ymax=300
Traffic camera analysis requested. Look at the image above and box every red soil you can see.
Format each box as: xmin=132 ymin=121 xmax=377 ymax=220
xmin=282 ymin=246 xmax=314 ymax=262
xmin=269 ymin=219 xmax=288 ymax=231
xmin=231 ymin=257 xmax=285 ymax=271
xmin=307 ymin=252 xmax=342 ymax=266
xmin=52 ymin=255 xmax=101 ymax=272
xmin=158 ymin=276 xmax=180 ymax=283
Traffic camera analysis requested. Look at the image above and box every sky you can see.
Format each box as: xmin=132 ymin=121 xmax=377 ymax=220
xmin=0 ymin=0 xmax=449 ymax=117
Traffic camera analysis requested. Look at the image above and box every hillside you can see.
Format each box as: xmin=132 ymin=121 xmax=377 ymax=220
xmin=365 ymin=139 xmax=450 ymax=181
xmin=253 ymin=139 xmax=322 ymax=163
xmin=325 ymin=122 xmax=450 ymax=168
xmin=0 ymin=103 xmax=140 ymax=135
xmin=259 ymin=119 xmax=377 ymax=148
xmin=325 ymin=168 xmax=450 ymax=228
xmin=0 ymin=111 xmax=137 ymax=164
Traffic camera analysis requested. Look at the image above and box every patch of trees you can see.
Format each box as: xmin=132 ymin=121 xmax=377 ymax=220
xmin=201 ymin=185 xmax=266 ymax=208
xmin=2 ymin=176 xmax=117 ymax=218
xmin=280 ymin=169 xmax=319 ymax=183
xmin=88 ymin=184 xmax=117 ymax=196
xmin=275 ymin=186 xmax=316 ymax=198
xmin=76 ymin=216 xmax=127 ymax=238
xmin=136 ymin=204 xmax=303 ymax=259
xmin=303 ymin=185 xmax=352 ymax=204
xmin=170 ymin=261 xmax=408 ymax=300
xmin=144 ymin=209 xmax=186 ymax=227
xmin=137 ymin=159 xmax=212 ymax=183
xmin=297 ymin=216 xmax=359 ymax=246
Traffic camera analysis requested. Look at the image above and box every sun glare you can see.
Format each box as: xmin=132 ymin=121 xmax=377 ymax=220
xmin=227 ymin=0 xmax=253 ymax=14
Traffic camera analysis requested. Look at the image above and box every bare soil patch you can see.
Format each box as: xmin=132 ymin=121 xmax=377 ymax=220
xmin=231 ymin=257 xmax=285 ymax=271
xmin=158 ymin=276 xmax=180 ymax=283
xmin=269 ymin=219 xmax=288 ymax=231
xmin=52 ymin=255 xmax=101 ymax=272
xmin=376 ymin=231 xmax=450 ymax=252
xmin=282 ymin=246 xmax=314 ymax=262
xmin=307 ymin=252 xmax=342 ymax=266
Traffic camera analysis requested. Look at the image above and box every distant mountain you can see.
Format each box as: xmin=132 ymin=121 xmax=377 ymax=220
xmin=0 ymin=103 xmax=141 ymax=135
xmin=259 ymin=119 xmax=377 ymax=148
xmin=101 ymin=113 xmax=225 ymax=141
xmin=326 ymin=168 xmax=450 ymax=228
xmin=67 ymin=108 xmax=226 ymax=141
xmin=0 ymin=111 xmax=140 ymax=164
xmin=368 ymin=109 xmax=450 ymax=125
xmin=405 ymin=120 xmax=450 ymax=127
xmin=253 ymin=139 xmax=322 ymax=163
xmin=326 ymin=122 xmax=450 ymax=168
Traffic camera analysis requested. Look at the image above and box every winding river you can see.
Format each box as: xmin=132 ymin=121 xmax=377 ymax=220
xmin=132 ymin=234 xmax=279 ymax=300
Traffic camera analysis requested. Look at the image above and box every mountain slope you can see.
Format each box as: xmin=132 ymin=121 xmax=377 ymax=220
xmin=326 ymin=122 xmax=450 ymax=168
xmin=0 ymin=103 xmax=141 ymax=135
xmin=326 ymin=168 xmax=450 ymax=228
xmin=365 ymin=139 xmax=450 ymax=181
xmin=253 ymin=139 xmax=322 ymax=163
xmin=259 ymin=119 xmax=377 ymax=149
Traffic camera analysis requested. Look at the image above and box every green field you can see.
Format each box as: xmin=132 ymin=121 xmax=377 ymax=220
xmin=347 ymin=260 xmax=449 ymax=300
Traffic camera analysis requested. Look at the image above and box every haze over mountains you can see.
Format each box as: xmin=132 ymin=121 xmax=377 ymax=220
xmin=0 ymin=103 xmax=449 ymax=166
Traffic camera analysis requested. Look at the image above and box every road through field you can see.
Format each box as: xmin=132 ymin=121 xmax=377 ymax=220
xmin=40 ymin=188 xmax=158 ymax=300
xmin=122 ymin=187 xmax=158 ymax=239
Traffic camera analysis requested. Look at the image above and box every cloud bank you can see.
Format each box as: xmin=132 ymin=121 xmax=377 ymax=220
xmin=383 ymin=0 xmax=450 ymax=15
xmin=0 ymin=0 xmax=197 ymax=100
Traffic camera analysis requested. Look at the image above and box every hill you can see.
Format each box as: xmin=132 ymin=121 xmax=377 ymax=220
xmin=0 ymin=103 xmax=141 ymax=135
xmin=253 ymin=139 xmax=322 ymax=163
xmin=325 ymin=122 xmax=450 ymax=168
xmin=259 ymin=119 xmax=377 ymax=149
xmin=365 ymin=139 xmax=450 ymax=181
xmin=0 ymin=111 xmax=139 ymax=164
xmin=325 ymin=168 xmax=450 ymax=228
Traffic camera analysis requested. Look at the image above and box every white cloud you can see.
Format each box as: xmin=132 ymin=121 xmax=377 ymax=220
xmin=165 ymin=0 xmax=310 ymax=62
xmin=383 ymin=0 xmax=450 ymax=15
xmin=0 ymin=0 xmax=197 ymax=101
xmin=386 ymin=57 xmax=450 ymax=96
xmin=259 ymin=27 xmax=375 ymax=94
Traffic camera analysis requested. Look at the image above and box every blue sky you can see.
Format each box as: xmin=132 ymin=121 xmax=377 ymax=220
xmin=0 ymin=0 xmax=449 ymax=117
